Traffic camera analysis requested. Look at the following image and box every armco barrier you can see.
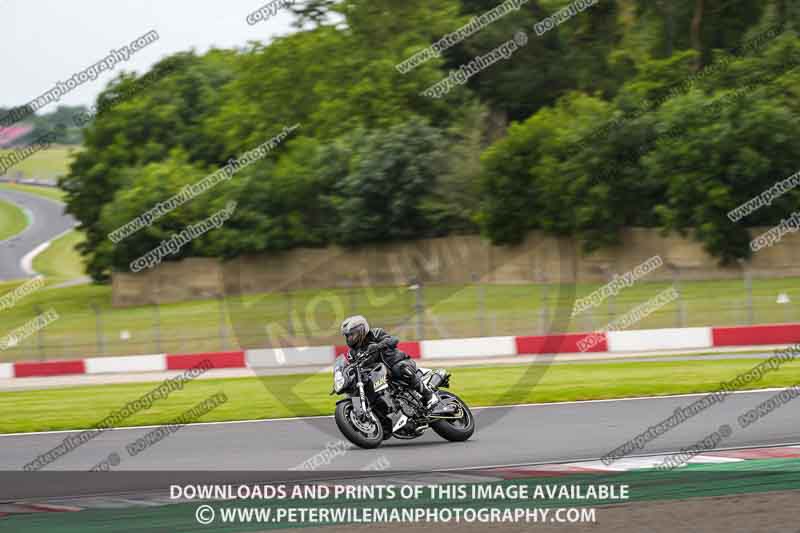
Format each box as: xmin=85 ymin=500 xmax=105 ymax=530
xmin=421 ymin=336 xmax=516 ymax=359
xmin=85 ymin=354 xmax=166 ymax=374
xmin=4 ymin=323 xmax=800 ymax=379
xmin=13 ymin=359 xmax=86 ymax=378
xmin=248 ymin=346 xmax=334 ymax=368
xmin=607 ymin=327 xmax=712 ymax=352
xmin=166 ymin=351 xmax=245 ymax=370
xmin=516 ymin=333 xmax=606 ymax=354
xmin=334 ymin=342 xmax=421 ymax=360
xmin=712 ymin=324 xmax=800 ymax=347
xmin=399 ymin=341 xmax=422 ymax=358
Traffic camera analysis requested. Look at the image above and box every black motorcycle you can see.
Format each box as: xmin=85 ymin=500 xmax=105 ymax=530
xmin=331 ymin=350 xmax=475 ymax=449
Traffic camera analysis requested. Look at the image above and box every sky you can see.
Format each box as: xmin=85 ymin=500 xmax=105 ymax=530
xmin=0 ymin=0 xmax=298 ymax=110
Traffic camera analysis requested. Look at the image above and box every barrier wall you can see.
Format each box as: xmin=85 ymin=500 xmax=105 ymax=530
xmin=334 ymin=342 xmax=422 ymax=360
xmin=166 ymin=351 xmax=245 ymax=370
xmin=607 ymin=327 xmax=713 ymax=352
xmin=113 ymin=227 xmax=800 ymax=307
xmin=4 ymin=323 xmax=799 ymax=378
xmin=13 ymin=359 xmax=85 ymax=378
xmin=85 ymin=354 xmax=166 ymax=374
xmin=515 ymin=333 xmax=607 ymax=354
xmin=421 ymin=337 xmax=516 ymax=359
xmin=712 ymin=324 xmax=800 ymax=347
xmin=248 ymin=346 xmax=334 ymax=368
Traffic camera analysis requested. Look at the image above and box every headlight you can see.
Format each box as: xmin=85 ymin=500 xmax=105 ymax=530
xmin=334 ymin=370 xmax=346 ymax=392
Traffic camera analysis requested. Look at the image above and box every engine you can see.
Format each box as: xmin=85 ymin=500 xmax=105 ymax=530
xmin=395 ymin=390 xmax=420 ymax=417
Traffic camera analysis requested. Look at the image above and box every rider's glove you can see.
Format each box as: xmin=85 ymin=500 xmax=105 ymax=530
xmin=366 ymin=343 xmax=380 ymax=355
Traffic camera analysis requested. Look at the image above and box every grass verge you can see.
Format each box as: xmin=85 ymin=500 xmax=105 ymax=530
xmin=0 ymin=146 xmax=76 ymax=180
xmin=1 ymin=358 xmax=798 ymax=434
xmin=31 ymin=229 xmax=86 ymax=282
xmin=0 ymin=196 xmax=28 ymax=241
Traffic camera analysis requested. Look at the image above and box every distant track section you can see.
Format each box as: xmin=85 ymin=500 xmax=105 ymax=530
xmin=0 ymin=188 xmax=75 ymax=280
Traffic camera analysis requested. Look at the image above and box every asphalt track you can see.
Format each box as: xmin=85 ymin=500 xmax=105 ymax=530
xmin=0 ymin=188 xmax=75 ymax=280
xmin=1 ymin=388 xmax=798 ymax=500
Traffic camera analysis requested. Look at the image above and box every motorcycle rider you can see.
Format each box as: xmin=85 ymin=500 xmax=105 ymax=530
xmin=340 ymin=315 xmax=440 ymax=431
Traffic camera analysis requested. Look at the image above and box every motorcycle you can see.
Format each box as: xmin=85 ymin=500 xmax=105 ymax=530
xmin=331 ymin=350 xmax=475 ymax=449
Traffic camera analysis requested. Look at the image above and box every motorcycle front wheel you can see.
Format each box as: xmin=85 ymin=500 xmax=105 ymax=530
xmin=335 ymin=401 xmax=384 ymax=449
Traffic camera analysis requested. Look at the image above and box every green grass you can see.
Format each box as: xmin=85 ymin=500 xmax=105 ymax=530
xmin=1 ymin=358 xmax=798 ymax=434
xmin=0 ymin=196 xmax=28 ymax=240
xmin=0 ymin=146 xmax=76 ymax=180
xmin=31 ymin=230 xmax=86 ymax=282
xmin=0 ymin=273 xmax=798 ymax=362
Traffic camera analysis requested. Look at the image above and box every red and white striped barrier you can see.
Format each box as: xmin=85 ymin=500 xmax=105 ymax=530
xmin=421 ymin=336 xmax=517 ymax=359
xmin=85 ymin=354 xmax=166 ymax=374
xmin=166 ymin=351 xmax=245 ymax=370
xmin=516 ymin=333 xmax=607 ymax=354
xmin=712 ymin=323 xmax=800 ymax=346
xmin=606 ymin=327 xmax=713 ymax=352
xmin=0 ymin=362 xmax=14 ymax=379
xmin=2 ymin=323 xmax=799 ymax=379
xmin=248 ymin=346 xmax=335 ymax=368
xmin=14 ymin=359 xmax=86 ymax=378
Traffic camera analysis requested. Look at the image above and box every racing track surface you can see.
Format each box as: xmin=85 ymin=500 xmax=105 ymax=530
xmin=0 ymin=388 xmax=798 ymax=499
xmin=0 ymin=187 xmax=75 ymax=280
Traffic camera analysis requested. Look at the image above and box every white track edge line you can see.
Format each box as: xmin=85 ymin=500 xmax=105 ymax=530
xmin=21 ymin=226 xmax=75 ymax=276
xmin=438 ymin=440 xmax=800 ymax=472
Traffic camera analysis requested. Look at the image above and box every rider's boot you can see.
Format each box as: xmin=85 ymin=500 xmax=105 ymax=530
xmin=419 ymin=382 xmax=445 ymax=413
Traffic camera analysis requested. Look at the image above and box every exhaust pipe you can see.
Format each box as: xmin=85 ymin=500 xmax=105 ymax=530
xmin=427 ymin=369 xmax=449 ymax=389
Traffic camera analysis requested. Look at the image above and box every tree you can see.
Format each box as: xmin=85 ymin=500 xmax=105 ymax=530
xmin=329 ymin=118 xmax=449 ymax=244
xmin=420 ymin=102 xmax=489 ymax=233
xmin=209 ymin=136 xmax=335 ymax=258
xmin=649 ymin=34 xmax=800 ymax=263
xmin=288 ymin=0 xmax=341 ymax=28
xmin=95 ymin=150 xmax=229 ymax=274
xmin=60 ymin=51 xmax=237 ymax=280
xmin=59 ymin=0 xmax=800 ymax=280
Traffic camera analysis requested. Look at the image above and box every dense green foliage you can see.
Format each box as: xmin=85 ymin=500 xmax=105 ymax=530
xmin=57 ymin=0 xmax=800 ymax=280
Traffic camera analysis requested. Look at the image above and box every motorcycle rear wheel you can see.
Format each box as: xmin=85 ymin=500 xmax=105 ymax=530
xmin=430 ymin=392 xmax=475 ymax=442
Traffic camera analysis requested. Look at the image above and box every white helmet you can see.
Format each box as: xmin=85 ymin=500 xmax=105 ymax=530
xmin=341 ymin=315 xmax=370 ymax=349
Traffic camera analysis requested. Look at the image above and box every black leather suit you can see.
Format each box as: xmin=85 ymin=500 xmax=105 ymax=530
xmin=348 ymin=328 xmax=431 ymax=402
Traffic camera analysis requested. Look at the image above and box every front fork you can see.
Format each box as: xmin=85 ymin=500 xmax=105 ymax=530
xmin=352 ymin=379 xmax=371 ymax=419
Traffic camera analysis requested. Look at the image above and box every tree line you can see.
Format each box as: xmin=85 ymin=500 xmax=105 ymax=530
xmin=55 ymin=0 xmax=800 ymax=281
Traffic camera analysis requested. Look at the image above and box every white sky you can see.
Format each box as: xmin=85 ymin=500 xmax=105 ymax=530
xmin=0 ymin=0 xmax=297 ymax=110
